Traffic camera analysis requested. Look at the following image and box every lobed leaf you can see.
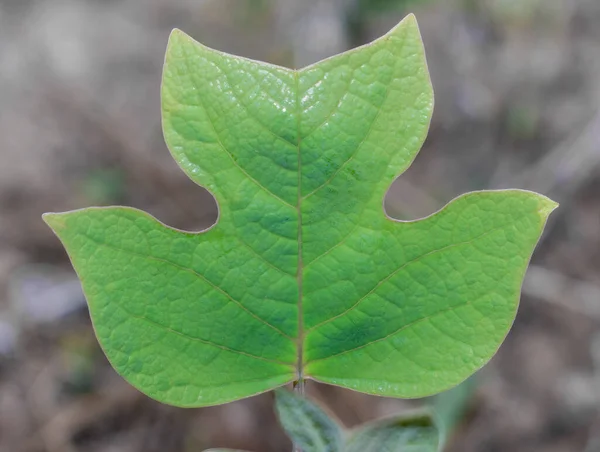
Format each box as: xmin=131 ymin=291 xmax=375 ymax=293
xmin=43 ymin=14 xmax=557 ymax=407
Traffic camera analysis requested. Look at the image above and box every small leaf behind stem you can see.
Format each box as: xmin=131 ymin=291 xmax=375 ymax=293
xmin=275 ymin=389 xmax=441 ymax=452
xmin=346 ymin=410 xmax=440 ymax=452
xmin=275 ymin=389 xmax=343 ymax=452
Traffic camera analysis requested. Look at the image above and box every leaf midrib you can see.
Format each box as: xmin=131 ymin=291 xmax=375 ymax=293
xmin=295 ymin=70 xmax=305 ymax=384
xmin=169 ymin=29 xmax=419 ymax=379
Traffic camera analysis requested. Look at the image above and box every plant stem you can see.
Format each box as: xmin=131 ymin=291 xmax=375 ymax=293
xmin=292 ymin=378 xmax=305 ymax=452
xmin=294 ymin=377 xmax=305 ymax=396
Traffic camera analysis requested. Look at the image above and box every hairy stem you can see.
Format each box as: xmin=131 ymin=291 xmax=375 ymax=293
xmin=292 ymin=378 xmax=305 ymax=452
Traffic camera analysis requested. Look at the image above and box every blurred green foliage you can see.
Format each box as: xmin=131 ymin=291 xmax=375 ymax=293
xmin=347 ymin=0 xmax=435 ymax=46
xmin=82 ymin=168 xmax=125 ymax=205
xmin=356 ymin=0 xmax=432 ymax=14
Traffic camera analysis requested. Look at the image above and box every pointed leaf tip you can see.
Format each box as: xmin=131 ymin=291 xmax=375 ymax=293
xmin=387 ymin=12 xmax=420 ymax=37
xmin=404 ymin=12 xmax=418 ymax=24
xmin=42 ymin=212 xmax=66 ymax=231
xmin=539 ymin=196 xmax=559 ymax=217
xmin=168 ymin=28 xmax=186 ymax=43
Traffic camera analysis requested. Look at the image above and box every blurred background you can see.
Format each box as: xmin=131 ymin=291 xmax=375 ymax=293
xmin=0 ymin=0 xmax=599 ymax=451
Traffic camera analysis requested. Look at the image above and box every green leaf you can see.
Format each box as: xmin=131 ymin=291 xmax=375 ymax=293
xmin=43 ymin=14 xmax=557 ymax=407
xmin=274 ymin=389 xmax=440 ymax=452
xmin=346 ymin=411 xmax=440 ymax=452
xmin=275 ymin=389 xmax=343 ymax=452
xmin=430 ymin=376 xmax=477 ymax=433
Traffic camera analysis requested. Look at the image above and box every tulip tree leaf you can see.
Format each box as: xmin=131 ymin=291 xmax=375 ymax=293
xmin=43 ymin=14 xmax=557 ymax=407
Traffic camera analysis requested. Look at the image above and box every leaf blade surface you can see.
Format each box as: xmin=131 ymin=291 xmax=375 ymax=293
xmin=43 ymin=15 xmax=557 ymax=406
xmin=305 ymin=190 xmax=556 ymax=397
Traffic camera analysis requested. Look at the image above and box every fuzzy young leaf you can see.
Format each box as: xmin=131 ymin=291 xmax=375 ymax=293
xmin=43 ymin=14 xmax=557 ymax=407
xmin=346 ymin=411 xmax=439 ymax=452
xmin=275 ymin=389 xmax=343 ymax=452
xmin=275 ymin=389 xmax=440 ymax=452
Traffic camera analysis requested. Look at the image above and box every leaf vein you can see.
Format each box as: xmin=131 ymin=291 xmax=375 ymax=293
xmin=183 ymin=63 xmax=296 ymax=210
xmin=213 ymin=61 xmax=298 ymax=149
xmin=299 ymin=65 xmax=354 ymax=140
xmin=306 ymin=299 xmax=477 ymax=365
xmin=300 ymin=38 xmax=403 ymax=202
xmin=79 ymin=233 xmax=295 ymax=341
xmin=118 ymin=303 xmax=294 ymax=367
xmin=234 ymin=237 xmax=295 ymax=277
xmin=307 ymin=225 xmax=505 ymax=332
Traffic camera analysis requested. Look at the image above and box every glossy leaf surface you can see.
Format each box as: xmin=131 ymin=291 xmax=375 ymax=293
xmin=43 ymin=14 xmax=557 ymax=407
